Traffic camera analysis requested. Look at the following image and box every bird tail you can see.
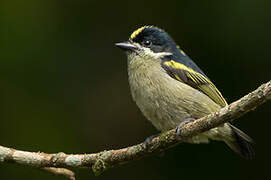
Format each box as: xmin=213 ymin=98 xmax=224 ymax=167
xmin=225 ymin=124 xmax=255 ymax=160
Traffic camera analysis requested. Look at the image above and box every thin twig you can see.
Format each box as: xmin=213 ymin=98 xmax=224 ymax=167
xmin=0 ymin=80 xmax=270 ymax=178
xmin=42 ymin=167 xmax=75 ymax=180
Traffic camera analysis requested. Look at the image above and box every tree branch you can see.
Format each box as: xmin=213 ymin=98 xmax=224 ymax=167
xmin=1 ymin=80 xmax=271 ymax=178
xmin=42 ymin=167 xmax=75 ymax=180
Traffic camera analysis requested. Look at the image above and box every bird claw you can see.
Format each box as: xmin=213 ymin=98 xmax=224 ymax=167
xmin=142 ymin=134 xmax=159 ymax=149
xmin=175 ymin=118 xmax=195 ymax=138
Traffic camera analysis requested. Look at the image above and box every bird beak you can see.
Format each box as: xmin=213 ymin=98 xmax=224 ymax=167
xmin=115 ymin=42 xmax=137 ymax=51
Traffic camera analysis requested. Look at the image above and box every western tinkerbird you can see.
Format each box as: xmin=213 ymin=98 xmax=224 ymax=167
xmin=115 ymin=26 xmax=254 ymax=159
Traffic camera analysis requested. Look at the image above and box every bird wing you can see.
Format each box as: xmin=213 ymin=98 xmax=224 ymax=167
xmin=162 ymin=59 xmax=227 ymax=107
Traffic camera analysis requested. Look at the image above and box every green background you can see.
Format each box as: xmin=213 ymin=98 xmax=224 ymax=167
xmin=1 ymin=0 xmax=270 ymax=179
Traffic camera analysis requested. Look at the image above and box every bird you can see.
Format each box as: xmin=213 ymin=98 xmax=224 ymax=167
xmin=115 ymin=25 xmax=254 ymax=159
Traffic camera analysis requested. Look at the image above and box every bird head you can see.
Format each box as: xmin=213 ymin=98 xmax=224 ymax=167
xmin=115 ymin=26 xmax=182 ymax=61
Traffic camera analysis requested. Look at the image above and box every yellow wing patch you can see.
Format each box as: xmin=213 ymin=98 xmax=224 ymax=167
xmin=163 ymin=60 xmax=227 ymax=107
xmin=164 ymin=60 xmax=193 ymax=72
xmin=130 ymin=26 xmax=153 ymax=40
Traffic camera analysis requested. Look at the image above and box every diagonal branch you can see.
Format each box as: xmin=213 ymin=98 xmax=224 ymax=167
xmin=0 ymin=80 xmax=271 ymax=178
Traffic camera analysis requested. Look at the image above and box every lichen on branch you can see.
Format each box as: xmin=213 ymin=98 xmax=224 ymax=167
xmin=1 ymin=80 xmax=271 ymax=180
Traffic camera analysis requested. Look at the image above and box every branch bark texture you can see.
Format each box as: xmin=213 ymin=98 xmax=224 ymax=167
xmin=1 ymin=80 xmax=271 ymax=178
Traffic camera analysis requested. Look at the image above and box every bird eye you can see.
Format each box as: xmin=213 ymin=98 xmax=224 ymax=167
xmin=143 ymin=40 xmax=152 ymax=47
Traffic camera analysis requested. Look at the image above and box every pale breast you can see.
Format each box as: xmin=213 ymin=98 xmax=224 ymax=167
xmin=128 ymin=58 xmax=221 ymax=132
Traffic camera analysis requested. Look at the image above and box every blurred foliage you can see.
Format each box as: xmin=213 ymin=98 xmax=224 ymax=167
xmin=0 ymin=0 xmax=270 ymax=180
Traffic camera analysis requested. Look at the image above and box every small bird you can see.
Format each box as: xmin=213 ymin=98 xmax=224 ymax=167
xmin=116 ymin=26 xmax=254 ymax=159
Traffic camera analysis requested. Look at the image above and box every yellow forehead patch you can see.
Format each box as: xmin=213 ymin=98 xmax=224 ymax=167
xmin=130 ymin=26 xmax=153 ymax=40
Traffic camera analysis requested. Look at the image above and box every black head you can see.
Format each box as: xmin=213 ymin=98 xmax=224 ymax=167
xmin=116 ymin=26 xmax=187 ymax=61
xmin=129 ymin=26 xmax=178 ymax=54
xmin=116 ymin=26 xmax=206 ymax=77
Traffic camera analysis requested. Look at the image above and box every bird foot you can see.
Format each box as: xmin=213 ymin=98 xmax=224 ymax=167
xmin=175 ymin=118 xmax=195 ymax=138
xmin=142 ymin=134 xmax=159 ymax=149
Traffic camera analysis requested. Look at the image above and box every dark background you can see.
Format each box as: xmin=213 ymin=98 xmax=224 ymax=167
xmin=1 ymin=0 xmax=270 ymax=179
